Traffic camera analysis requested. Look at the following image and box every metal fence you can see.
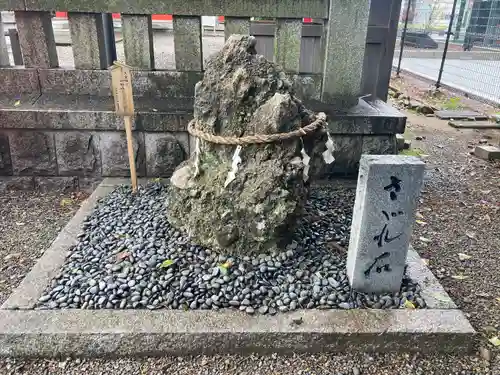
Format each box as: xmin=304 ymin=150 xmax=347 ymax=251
xmin=394 ymin=0 xmax=500 ymax=106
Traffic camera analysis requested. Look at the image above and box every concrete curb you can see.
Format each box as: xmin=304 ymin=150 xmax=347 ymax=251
xmin=402 ymin=50 xmax=500 ymax=60
xmin=0 ymin=309 xmax=475 ymax=357
xmin=406 ymin=248 xmax=456 ymax=309
xmin=0 ymin=178 xmax=476 ymax=357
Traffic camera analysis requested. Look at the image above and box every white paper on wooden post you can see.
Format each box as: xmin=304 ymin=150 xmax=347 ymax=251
xmin=110 ymin=62 xmax=134 ymax=116
xmin=110 ymin=61 xmax=137 ymax=192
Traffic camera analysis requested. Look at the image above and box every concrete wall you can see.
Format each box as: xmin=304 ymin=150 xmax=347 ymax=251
xmin=0 ymin=0 xmax=406 ymax=190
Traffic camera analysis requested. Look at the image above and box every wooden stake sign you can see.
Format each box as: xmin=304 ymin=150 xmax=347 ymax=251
xmin=110 ymin=61 xmax=138 ymax=192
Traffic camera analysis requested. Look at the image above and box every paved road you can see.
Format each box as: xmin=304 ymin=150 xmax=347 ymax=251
xmin=393 ymin=57 xmax=500 ymax=105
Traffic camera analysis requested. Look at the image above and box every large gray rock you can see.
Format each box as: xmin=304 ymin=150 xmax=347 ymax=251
xmin=166 ymin=35 xmax=324 ymax=255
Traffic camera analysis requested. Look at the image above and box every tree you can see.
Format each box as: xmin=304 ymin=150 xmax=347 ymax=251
xmin=403 ymin=0 xmax=418 ymax=23
xmin=424 ymin=0 xmax=445 ymax=32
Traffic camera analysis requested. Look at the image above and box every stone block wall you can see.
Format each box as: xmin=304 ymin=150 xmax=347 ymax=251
xmin=0 ymin=110 xmax=402 ymax=190
xmin=0 ymin=68 xmax=405 ymax=191
xmin=0 ymin=129 xmax=189 ymax=191
xmin=0 ymin=69 xmax=195 ymax=190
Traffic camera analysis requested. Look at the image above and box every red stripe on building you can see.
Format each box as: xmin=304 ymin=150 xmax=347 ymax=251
xmin=55 ymin=12 xmax=174 ymax=20
xmin=55 ymin=14 xmax=310 ymax=23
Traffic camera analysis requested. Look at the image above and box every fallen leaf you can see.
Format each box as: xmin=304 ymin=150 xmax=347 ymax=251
xmin=451 ymin=274 xmax=469 ymax=280
xmin=476 ymin=292 xmax=491 ymax=298
xmin=60 ymin=198 xmax=73 ymax=207
xmin=416 ymin=220 xmax=427 ymax=225
xmin=465 ymin=231 xmax=476 ymax=239
xmin=58 ymin=361 xmax=67 ymax=369
xmin=218 ymin=265 xmax=228 ymax=276
xmin=14 ymin=100 xmax=21 ymax=107
xmin=15 ymin=222 xmax=25 ymax=226
xmin=159 ymin=259 xmax=174 ymax=268
xmin=421 ymin=258 xmax=429 ymax=266
xmin=495 ymin=297 xmax=500 ymax=304
xmin=116 ymin=251 xmax=131 ymax=260
xmin=479 ymin=346 xmax=492 ymax=361
xmin=458 ymin=253 xmax=472 ymax=261
xmin=488 ymin=336 xmax=500 ymax=347
xmin=151 ymin=177 xmax=161 ymax=183
xmin=416 ymin=212 xmax=424 ymax=219
xmin=221 ymin=261 xmax=232 ymax=269
xmin=4 ymin=253 xmax=21 ymax=261
xmin=404 ymin=300 xmax=415 ymax=309
xmin=481 ymin=326 xmax=498 ymax=334
xmin=419 ymin=236 xmax=431 ymax=243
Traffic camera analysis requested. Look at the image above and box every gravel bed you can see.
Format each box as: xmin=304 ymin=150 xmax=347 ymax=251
xmin=403 ymin=114 xmax=500 ymax=369
xmin=37 ymin=183 xmax=424 ymax=313
xmin=0 ymin=352 xmax=492 ymax=375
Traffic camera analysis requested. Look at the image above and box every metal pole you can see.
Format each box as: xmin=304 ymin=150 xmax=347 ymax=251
xmin=100 ymin=13 xmax=117 ymax=68
xmin=436 ymin=0 xmax=459 ymax=88
xmin=396 ymin=0 xmax=412 ymax=76
xmin=8 ymin=29 xmax=24 ymax=66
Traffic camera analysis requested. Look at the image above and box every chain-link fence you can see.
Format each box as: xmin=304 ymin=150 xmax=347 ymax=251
xmin=394 ymin=0 xmax=500 ymax=106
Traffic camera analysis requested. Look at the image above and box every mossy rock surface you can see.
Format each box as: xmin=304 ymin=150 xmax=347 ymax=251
xmin=167 ymin=35 xmax=324 ymax=255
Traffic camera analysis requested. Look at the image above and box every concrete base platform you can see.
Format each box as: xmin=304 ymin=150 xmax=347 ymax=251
xmin=474 ymin=145 xmax=500 ymax=160
xmin=0 ymin=309 xmax=475 ymax=357
xmin=0 ymin=179 xmax=476 ymax=358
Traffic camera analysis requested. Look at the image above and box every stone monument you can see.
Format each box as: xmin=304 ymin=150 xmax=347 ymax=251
xmin=166 ymin=35 xmax=330 ymax=256
xmin=347 ymin=155 xmax=425 ymax=294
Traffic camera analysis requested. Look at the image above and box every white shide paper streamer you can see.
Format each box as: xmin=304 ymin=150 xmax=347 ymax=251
xmin=224 ymin=145 xmax=242 ymax=188
xmin=193 ymin=138 xmax=201 ymax=178
xmin=322 ymin=129 xmax=335 ymax=164
xmin=300 ymin=143 xmax=311 ymax=182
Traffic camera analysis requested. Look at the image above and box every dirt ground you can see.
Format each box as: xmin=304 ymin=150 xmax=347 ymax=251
xmin=1 ymin=73 xmax=499 ymax=374
xmin=390 ymin=73 xmax=500 ymax=120
xmin=0 ymin=191 xmax=87 ymax=306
